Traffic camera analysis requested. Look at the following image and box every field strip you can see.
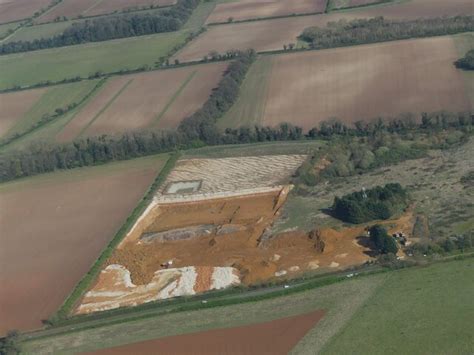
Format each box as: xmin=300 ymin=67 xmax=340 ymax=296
xmin=78 ymin=78 xmax=134 ymax=137
xmin=153 ymin=70 xmax=197 ymax=126
xmin=83 ymin=0 xmax=106 ymax=16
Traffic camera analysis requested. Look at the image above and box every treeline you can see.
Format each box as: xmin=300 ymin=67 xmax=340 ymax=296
xmin=455 ymin=49 xmax=474 ymax=70
xmin=332 ymin=183 xmax=409 ymax=224
xmin=294 ymin=111 xmax=473 ymax=186
xmin=299 ymin=16 xmax=474 ymax=49
xmin=0 ymin=0 xmax=199 ymax=55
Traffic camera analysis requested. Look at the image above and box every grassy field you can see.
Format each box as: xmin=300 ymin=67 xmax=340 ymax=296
xmin=3 ymin=80 xmax=98 ymax=140
xmin=319 ymin=258 xmax=474 ymax=354
xmin=0 ymin=22 xmax=21 ymax=39
xmin=0 ymin=30 xmax=189 ymax=90
xmin=217 ymin=56 xmax=274 ymax=129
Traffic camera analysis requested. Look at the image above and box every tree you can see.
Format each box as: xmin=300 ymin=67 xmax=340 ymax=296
xmin=0 ymin=330 xmax=21 ymax=355
xmin=454 ymin=49 xmax=474 ymax=70
xmin=369 ymin=225 xmax=398 ymax=254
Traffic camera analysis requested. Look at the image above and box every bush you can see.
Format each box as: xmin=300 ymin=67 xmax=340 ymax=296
xmin=332 ymin=183 xmax=409 ymax=224
xmin=454 ymin=49 xmax=474 ymax=70
xmin=369 ymin=225 xmax=399 ymax=254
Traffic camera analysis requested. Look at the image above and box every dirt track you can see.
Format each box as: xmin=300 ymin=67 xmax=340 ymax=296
xmin=0 ymin=0 xmax=51 ymax=23
xmin=0 ymin=159 xmax=163 ymax=334
xmin=206 ymin=0 xmax=327 ymax=24
xmin=261 ymin=36 xmax=471 ymax=129
xmin=175 ymin=0 xmax=474 ymax=62
xmin=87 ymin=309 xmax=326 ymax=355
xmin=0 ymin=87 xmax=45 ymax=138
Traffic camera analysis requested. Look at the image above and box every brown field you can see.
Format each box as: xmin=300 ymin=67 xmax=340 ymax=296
xmin=206 ymin=0 xmax=327 ymax=24
xmin=0 ymin=87 xmax=46 ymax=138
xmin=0 ymin=156 xmax=166 ymax=334
xmin=37 ymin=0 xmax=176 ymax=23
xmin=57 ymin=63 xmax=226 ymax=141
xmin=88 ymin=310 xmax=325 ymax=355
xmin=252 ymin=36 xmax=470 ymax=129
xmin=174 ymin=0 xmax=474 ymax=62
xmin=0 ymin=0 xmax=52 ymax=24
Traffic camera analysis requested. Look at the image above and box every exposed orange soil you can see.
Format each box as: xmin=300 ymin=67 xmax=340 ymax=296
xmin=0 ymin=87 xmax=46 ymax=138
xmin=87 ymin=309 xmax=326 ymax=355
xmin=58 ymin=63 xmax=226 ymax=140
xmin=174 ymin=0 xmax=474 ymax=62
xmin=206 ymin=0 xmax=327 ymax=24
xmin=0 ymin=0 xmax=51 ymax=24
xmin=37 ymin=0 xmax=176 ymax=23
xmin=261 ymin=37 xmax=470 ymax=129
xmin=0 ymin=160 xmax=163 ymax=335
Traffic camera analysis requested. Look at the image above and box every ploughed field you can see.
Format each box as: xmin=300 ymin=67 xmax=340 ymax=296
xmin=174 ymin=0 xmax=474 ymax=62
xmin=205 ymin=0 xmax=327 ymax=24
xmin=0 ymin=155 xmax=167 ymax=334
xmin=57 ymin=62 xmax=226 ymax=141
xmin=0 ymin=0 xmax=51 ymax=24
xmin=37 ymin=0 xmax=176 ymax=24
xmin=220 ymin=36 xmax=471 ymax=130
xmin=88 ymin=310 xmax=326 ymax=355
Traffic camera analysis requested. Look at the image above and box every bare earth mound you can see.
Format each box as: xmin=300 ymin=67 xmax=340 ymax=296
xmin=0 ymin=87 xmax=46 ymax=138
xmin=87 ymin=309 xmax=326 ymax=355
xmin=37 ymin=0 xmax=176 ymax=23
xmin=261 ymin=36 xmax=470 ymax=129
xmin=174 ymin=0 xmax=474 ymax=62
xmin=0 ymin=157 xmax=165 ymax=334
xmin=206 ymin=0 xmax=327 ymax=24
xmin=0 ymin=0 xmax=51 ymax=24
xmin=57 ymin=62 xmax=226 ymax=141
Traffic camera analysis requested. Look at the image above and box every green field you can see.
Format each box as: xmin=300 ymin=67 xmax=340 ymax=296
xmin=21 ymin=258 xmax=473 ymax=354
xmin=3 ymin=80 xmax=98 ymax=140
xmin=218 ymin=56 xmax=272 ymax=129
xmin=319 ymin=258 xmax=474 ymax=354
xmin=0 ymin=22 xmax=21 ymax=40
xmin=0 ymin=30 xmax=189 ymax=90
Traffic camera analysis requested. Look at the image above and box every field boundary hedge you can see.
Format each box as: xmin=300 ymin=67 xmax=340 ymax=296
xmin=325 ymin=0 xmax=394 ymax=13
xmin=206 ymin=10 xmax=325 ymax=27
xmin=50 ymin=152 xmax=180 ymax=322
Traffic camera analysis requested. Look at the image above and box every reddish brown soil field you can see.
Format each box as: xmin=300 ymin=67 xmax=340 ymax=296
xmin=0 ymin=158 xmax=165 ymax=334
xmin=57 ymin=63 xmax=226 ymax=140
xmin=175 ymin=0 xmax=474 ymax=62
xmin=0 ymin=87 xmax=46 ymax=138
xmin=206 ymin=0 xmax=327 ymax=24
xmin=261 ymin=36 xmax=470 ymax=129
xmin=88 ymin=309 xmax=326 ymax=355
xmin=37 ymin=0 xmax=175 ymax=23
xmin=0 ymin=0 xmax=52 ymax=24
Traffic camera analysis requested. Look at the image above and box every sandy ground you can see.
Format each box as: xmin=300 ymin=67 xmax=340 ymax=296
xmin=158 ymin=155 xmax=307 ymax=197
xmin=37 ymin=0 xmax=176 ymax=23
xmin=0 ymin=87 xmax=46 ymax=138
xmin=261 ymin=36 xmax=471 ymax=129
xmin=206 ymin=0 xmax=327 ymax=24
xmin=86 ymin=310 xmax=326 ymax=355
xmin=0 ymin=0 xmax=51 ymax=23
xmin=57 ymin=62 xmax=226 ymax=140
xmin=174 ymin=0 xmax=474 ymax=62
xmin=0 ymin=161 xmax=162 ymax=334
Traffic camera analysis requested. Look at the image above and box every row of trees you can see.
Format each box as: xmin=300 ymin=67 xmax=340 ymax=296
xmin=0 ymin=0 xmax=199 ymax=55
xmin=299 ymin=16 xmax=474 ymax=49
xmin=332 ymin=183 xmax=409 ymax=224
xmin=455 ymin=49 xmax=474 ymax=70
